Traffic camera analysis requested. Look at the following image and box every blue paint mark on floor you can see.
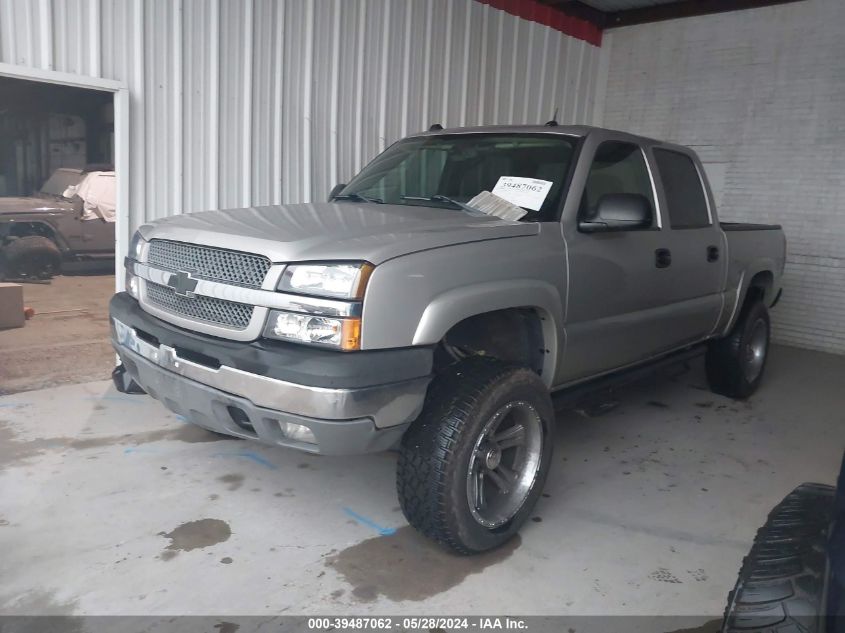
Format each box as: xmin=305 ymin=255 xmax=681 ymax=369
xmin=342 ymin=507 xmax=397 ymax=536
xmin=0 ymin=403 xmax=31 ymax=408
xmin=124 ymin=446 xmax=162 ymax=455
xmin=212 ymin=450 xmax=278 ymax=470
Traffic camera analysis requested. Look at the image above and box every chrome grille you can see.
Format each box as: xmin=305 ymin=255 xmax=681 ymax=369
xmin=146 ymin=281 xmax=253 ymax=330
xmin=147 ymin=239 xmax=271 ymax=288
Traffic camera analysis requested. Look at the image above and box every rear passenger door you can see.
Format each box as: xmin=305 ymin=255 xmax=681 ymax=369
xmin=651 ymin=147 xmax=726 ymax=344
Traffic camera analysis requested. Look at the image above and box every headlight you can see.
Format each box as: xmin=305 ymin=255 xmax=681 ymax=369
xmin=264 ymin=310 xmax=361 ymax=350
xmin=277 ymin=262 xmax=373 ymax=299
xmin=125 ymin=271 xmax=140 ymax=299
xmin=129 ymin=230 xmax=147 ymax=261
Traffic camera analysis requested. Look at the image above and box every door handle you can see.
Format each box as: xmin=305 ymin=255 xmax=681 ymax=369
xmin=655 ymin=248 xmax=672 ymax=268
xmin=707 ymin=245 xmax=720 ymax=262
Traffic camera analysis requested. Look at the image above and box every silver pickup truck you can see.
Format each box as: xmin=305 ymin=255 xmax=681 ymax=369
xmin=110 ymin=125 xmax=785 ymax=554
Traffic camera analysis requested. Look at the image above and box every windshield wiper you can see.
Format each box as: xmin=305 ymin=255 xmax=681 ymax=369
xmin=400 ymin=195 xmax=485 ymax=216
xmin=332 ymin=192 xmax=384 ymax=204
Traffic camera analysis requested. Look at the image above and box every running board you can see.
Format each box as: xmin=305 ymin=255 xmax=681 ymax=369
xmin=551 ymin=345 xmax=706 ymax=410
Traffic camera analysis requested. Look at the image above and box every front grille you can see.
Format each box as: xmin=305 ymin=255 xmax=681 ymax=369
xmin=146 ymin=281 xmax=253 ymax=330
xmin=147 ymin=239 xmax=271 ymax=288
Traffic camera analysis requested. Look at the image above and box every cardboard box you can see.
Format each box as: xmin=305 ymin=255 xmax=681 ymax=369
xmin=0 ymin=283 xmax=25 ymax=329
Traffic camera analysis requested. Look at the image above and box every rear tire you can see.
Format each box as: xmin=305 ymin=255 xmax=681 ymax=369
xmin=706 ymin=300 xmax=770 ymax=399
xmin=3 ymin=235 xmax=62 ymax=280
xmin=397 ymin=357 xmax=555 ymax=554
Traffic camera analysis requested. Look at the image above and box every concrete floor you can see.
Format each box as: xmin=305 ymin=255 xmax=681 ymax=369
xmin=0 ymin=344 xmax=842 ymax=618
xmin=0 ymin=274 xmax=115 ymax=395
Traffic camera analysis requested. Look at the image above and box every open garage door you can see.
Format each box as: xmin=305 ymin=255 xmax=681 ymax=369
xmin=0 ymin=73 xmax=124 ymax=395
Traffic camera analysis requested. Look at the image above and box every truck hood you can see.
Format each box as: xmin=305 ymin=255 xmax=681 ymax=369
xmin=140 ymin=202 xmax=539 ymax=264
xmin=0 ymin=196 xmax=73 ymax=214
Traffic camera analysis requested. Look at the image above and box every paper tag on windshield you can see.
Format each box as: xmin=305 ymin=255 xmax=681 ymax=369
xmin=491 ymin=177 xmax=553 ymax=211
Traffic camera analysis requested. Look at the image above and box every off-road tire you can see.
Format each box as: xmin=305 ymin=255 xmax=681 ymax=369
xmin=706 ymin=300 xmax=770 ymax=399
xmin=397 ymin=357 xmax=555 ymax=555
xmin=3 ymin=235 xmax=62 ymax=279
xmin=722 ymin=483 xmax=835 ymax=633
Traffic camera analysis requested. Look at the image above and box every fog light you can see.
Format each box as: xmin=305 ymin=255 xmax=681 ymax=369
xmin=279 ymin=421 xmax=316 ymax=444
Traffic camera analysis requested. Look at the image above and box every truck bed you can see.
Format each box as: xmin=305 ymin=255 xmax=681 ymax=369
xmin=721 ymin=222 xmax=786 ymax=311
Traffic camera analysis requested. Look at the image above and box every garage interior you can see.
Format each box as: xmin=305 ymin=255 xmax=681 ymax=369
xmin=1 ymin=0 xmax=844 ymax=627
xmin=0 ymin=76 xmax=115 ymax=394
xmin=0 ymin=77 xmax=113 ymax=197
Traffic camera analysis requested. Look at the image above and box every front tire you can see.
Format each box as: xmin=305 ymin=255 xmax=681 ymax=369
xmin=706 ymin=300 xmax=770 ymax=399
xmin=397 ymin=358 xmax=555 ymax=554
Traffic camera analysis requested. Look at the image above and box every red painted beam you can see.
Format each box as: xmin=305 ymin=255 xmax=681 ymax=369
xmin=476 ymin=0 xmax=603 ymax=46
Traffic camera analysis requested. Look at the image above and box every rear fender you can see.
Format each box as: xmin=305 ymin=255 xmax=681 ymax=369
xmin=719 ymin=261 xmax=778 ymax=336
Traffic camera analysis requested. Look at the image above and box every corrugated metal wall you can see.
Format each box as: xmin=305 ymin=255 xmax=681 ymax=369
xmin=0 ymin=0 xmax=600 ymax=239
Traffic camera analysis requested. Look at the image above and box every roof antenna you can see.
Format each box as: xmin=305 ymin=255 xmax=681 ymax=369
xmin=428 ymin=123 xmax=443 ymax=131
xmin=545 ymin=107 xmax=559 ymax=127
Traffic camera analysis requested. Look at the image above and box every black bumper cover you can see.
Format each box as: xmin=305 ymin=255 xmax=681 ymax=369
xmin=109 ymin=292 xmax=433 ymax=390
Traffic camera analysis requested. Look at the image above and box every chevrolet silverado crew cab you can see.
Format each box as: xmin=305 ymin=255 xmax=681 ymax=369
xmin=111 ymin=125 xmax=786 ymax=554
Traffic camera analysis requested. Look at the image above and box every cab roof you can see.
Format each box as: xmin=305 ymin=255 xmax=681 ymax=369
xmin=410 ymin=123 xmax=662 ymax=146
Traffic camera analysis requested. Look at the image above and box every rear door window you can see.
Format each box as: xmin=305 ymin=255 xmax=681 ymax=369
xmin=653 ymin=149 xmax=710 ymax=229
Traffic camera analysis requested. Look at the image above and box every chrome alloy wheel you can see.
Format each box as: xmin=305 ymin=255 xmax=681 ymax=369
xmin=743 ymin=318 xmax=768 ymax=383
xmin=465 ymin=400 xmax=544 ymax=529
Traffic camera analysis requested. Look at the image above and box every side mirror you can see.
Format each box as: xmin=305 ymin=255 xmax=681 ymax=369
xmin=579 ymin=193 xmax=652 ymax=233
xmin=328 ymin=183 xmax=346 ymax=201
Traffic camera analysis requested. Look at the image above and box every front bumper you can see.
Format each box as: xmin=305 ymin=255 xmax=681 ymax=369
xmin=109 ymin=293 xmax=432 ymax=455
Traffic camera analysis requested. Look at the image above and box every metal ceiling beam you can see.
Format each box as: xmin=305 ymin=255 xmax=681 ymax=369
xmin=536 ymin=0 xmax=607 ymax=28
xmin=537 ymin=0 xmax=806 ymax=31
xmin=604 ymin=0 xmax=806 ymax=29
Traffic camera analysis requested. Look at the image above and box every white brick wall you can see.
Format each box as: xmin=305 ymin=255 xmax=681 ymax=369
xmin=597 ymin=0 xmax=845 ymax=355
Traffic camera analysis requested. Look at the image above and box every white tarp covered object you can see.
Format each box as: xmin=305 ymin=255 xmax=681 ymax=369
xmin=63 ymin=171 xmax=116 ymax=222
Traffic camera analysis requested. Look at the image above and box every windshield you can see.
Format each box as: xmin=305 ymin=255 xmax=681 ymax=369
xmin=40 ymin=168 xmax=84 ymax=197
xmin=340 ymin=134 xmax=577 ymax=220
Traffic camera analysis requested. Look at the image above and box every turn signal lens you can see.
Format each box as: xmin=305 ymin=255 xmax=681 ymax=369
xmin=340 ymin=317 xmax=362 ymax=351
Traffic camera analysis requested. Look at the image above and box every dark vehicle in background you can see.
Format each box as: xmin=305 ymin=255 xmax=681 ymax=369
xmin=0 ymin=166 xmax=115 ymax=279
xmin=722 ymin=453 xmax=845 ymax=632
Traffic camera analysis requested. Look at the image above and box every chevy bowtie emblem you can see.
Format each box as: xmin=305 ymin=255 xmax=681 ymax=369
xmin=167 ymin=270 xmax=198 ymax=297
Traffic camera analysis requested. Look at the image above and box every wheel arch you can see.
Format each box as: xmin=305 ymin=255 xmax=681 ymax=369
xmin=412 ymin=279 xmax=562 ymax=386
xmin=0 ymin=220 xmax=64 ymax=248
xmin=721 ymin=266 xmax=777 ymax=336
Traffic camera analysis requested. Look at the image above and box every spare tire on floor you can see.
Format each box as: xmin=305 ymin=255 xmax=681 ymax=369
xmin=721 ymin=482 xmax=835 ymax=633
xmin=2 ymin=236 xmax=62 ymax=279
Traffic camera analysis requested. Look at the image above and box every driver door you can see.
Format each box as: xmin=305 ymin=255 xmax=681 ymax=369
xmin=560 ymin=138 xmax=679 ymax=383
